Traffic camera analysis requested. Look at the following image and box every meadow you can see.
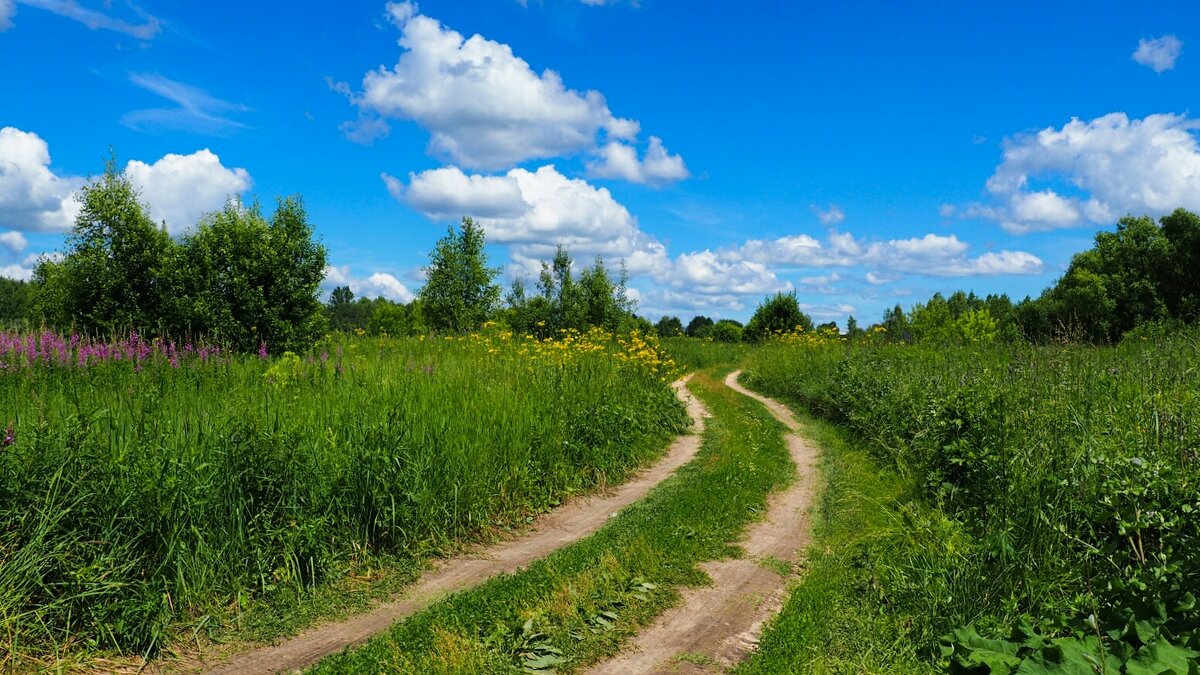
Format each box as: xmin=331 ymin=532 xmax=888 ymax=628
xmin=743 ymin=332 xmax=1200 ymax=671
xmin=0 ymin=326 xmax=687 ymax=665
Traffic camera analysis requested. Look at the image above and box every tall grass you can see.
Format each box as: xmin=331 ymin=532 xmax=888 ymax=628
xmin=660 ymin=337 xmax=751 ymax=371
xmin=744 ymin=333 xmax=1200 ymax=663
xmin=0 ymin=327 xmax=687 ymax=663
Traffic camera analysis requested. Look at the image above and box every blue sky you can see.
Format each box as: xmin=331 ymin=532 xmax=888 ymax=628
xmin=2 ymin=0 xmax=1198 ymax=324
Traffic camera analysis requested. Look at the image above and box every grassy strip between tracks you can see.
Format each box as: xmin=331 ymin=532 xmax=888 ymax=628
xmin=309 ymin=368 xmax=794 ymax=673
xmin=735 ymin=405 xmax=938 ymax=674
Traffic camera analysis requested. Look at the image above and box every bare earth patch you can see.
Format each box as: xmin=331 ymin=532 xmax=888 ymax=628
xmin=172 ymin=376 xmax=707 ymax=675
xmin=586 ymin=370 xmax=819 ymax=674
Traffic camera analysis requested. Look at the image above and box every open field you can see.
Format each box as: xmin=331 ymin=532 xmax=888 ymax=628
xmin=0 ymin=327 xmax=686 ymax=669
xmin=743 ymin=333 xmax=1200 ymax=671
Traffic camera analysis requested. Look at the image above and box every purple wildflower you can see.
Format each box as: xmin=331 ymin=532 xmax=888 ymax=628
xmin=2 ymin=424 xmax=14 ymax=447
xmin=258 ymin=341 xmax=269 ymax=359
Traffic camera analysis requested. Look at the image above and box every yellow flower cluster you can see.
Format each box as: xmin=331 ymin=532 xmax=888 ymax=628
xmin=451 ymin=323 xmax=678 ymax=381
xmin=614 ymin=329 xmax=678 ymax=380
xmin=771 ymin=324 xmax=889 ymax=348
xmin=770 ymin=325 xmax=844 ymax=348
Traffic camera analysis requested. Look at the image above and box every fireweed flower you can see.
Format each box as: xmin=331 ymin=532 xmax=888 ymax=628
xmin=2 ymin=424 xmax=14 ymax=447
xmin=258 ymin=342 xmax=269 ymax=359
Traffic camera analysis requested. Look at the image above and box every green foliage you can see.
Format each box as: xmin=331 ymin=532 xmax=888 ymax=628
xmin=0 ymin=276 xmax=31 ymax=326
xmin=0 ymin=333 xmax=686 ymax=663
xmin=941 ymin=621 xmax=1199 ymax=674
xmin=654 ymin=315 xmax=684 ymax=338
xmin=846 ymin=315 xmax=864 ymax=339
xmin=745 ymin=292 xmax=813 ymax=342
xmin=326 ymin=286 xmax=373 ymax=332
xmin=419 ymin=217 xmax=500 ymax=333
xmin=505 ymin=246 xmax=635 ymax=337
xmin=174 ymin=197 xmax=327 ymax=353
xmin=709 ymin=318 xmax=744 ymax=343
xmin=366 ymin=302 xmax=409 ymax=337
xmin=33 ymin=160 xmax=172 ymax=333
xmin=745 ymin=336 xmax=1200 ymax=669
xmin=685 ymin=315 xmax=714 ymax=338
xmin=1020 ymin=209 xmax=1200 ymax=343
xmin=29 ymin=159 xmax=327 ymax=353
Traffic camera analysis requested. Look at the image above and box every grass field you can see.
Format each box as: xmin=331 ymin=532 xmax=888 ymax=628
xmin=310 ymin=367 xmax=794 ymax=673
xmin=0 ymin=327 xmax=687 ymax=667
xmin=742 ymin=332 xmax=1200 ymax=671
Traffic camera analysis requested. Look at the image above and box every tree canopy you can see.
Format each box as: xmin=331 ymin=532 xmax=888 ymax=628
xmin=30 ymin=158 xmax=328 ymax=352
xmin=745 ymin=292 xmax=813 ymax=342
xmin=419 ymin=217 xmax=501 ymax=333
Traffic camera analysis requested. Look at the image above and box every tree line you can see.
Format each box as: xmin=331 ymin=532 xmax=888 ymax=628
xmin=2 ymin=154 xmax=1198 ymax=349
xmin=866 ymin=209 xmax=1200 ymax=345
xmin=17 ymin=160 xmax=327 ymax=353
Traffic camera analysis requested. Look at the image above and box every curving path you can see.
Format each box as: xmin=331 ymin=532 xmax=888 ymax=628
xmin=586 ymin=370 xmax=820 ymax=674
xmin=180 ymin=376 xmax=708 ymax=675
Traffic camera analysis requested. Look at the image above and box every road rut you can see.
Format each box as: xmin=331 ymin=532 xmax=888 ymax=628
xmin=586 ymin=370 xmax=819 ymax=674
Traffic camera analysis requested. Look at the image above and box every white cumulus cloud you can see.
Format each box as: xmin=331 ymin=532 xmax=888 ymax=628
xmin=0 ymin=127 xmax=84 ymax=232
xmin=343 ymin=2 xmax=639 ymax=170
xmin=0 ymin=231 xmax=27 ymax=254
xmin=1 ymin=128 xmax=252 ymax=236
xmin=125 ymin=150 xmax=252 ymax=234
xmin=737 ymin=230 xmax=1042 ymax=277
xmin=587 ymin=136 xmax=689 ymax=186
xmin=1133 ymin=35 xmax=1183 ymax=73
xmin=323 ymin=265 xmax=415 ymax=303
xmin=976 ymin=112 xmax=1200 ymax=233
xmin=394 ymin=164 xmax=669 ymax=274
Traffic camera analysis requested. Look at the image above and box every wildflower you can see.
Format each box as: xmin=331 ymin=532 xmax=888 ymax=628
xmin=258 ymin=342 xmax=269 ymax=359
xmin=2 ymin=424 xmax=12 ymax=446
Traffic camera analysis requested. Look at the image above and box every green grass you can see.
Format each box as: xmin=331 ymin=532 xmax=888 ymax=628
xmin=309 ymin=368 xmax=795 ymax=673
xmin=742 ymin=333 xmax=1200 ymax=669
xmin=0 ymin=328 xmax=687 ymax=668
xmin=660 ymin=336 xmax=752 ymax=371
xmin=736 ymin=407 xmax=941 ymax=674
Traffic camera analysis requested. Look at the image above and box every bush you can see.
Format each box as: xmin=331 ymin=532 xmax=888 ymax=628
xmin=745 ymin=292 xmax=813 ymax=341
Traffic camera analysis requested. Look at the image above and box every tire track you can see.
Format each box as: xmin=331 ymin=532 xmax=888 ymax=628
xmin=586 ymin=369 xmax=819 ymax=674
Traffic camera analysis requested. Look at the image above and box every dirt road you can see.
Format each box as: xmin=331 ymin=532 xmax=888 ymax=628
xmin=586 ymin=370 xmax=819 ymax=674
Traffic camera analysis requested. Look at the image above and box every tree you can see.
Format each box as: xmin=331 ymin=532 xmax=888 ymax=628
xmin=0 ymin=277 xmax=31 ymax=326
xmin=367 ymin=302 xmax=411 ymax=337
xmin=1160 ymin=208 xmax=1200 ymax=321
xmin=328 ymin=286 xmax=368 ymax=332
xmin=507 ymin=246 xmax=635 ymax=335
xmin=709 ymin=318 xmax=744 ymax=343
xmin=846 ymin=315 xmax=863 ymax=339
xmin=577 ymin=257 xmax=632 ymax=332
xmin=419 ymin=217 xmax=500 ymax=333
xmin=685 ymin=315 xmax=714 ymax=338
xmin=880 ymin=304 xmax=911 ymax=342
xmin=33 ymin=159 xmax=173 ymax=333
xmin=537 ymin=245 xmax=584 ymax=331
xmin=174 ymin=197 xmax=327 ymax=352
xmin=655 ymin=315 xmax=684 ymax=338
xmin=745 ymin=292 xmax=813 ymax=342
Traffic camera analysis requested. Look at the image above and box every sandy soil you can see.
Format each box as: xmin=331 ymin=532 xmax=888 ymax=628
xmin=180 ymin=375 xmax=707 ymax=675
xmin=585 ymin=370 xmax=819 ymax=674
